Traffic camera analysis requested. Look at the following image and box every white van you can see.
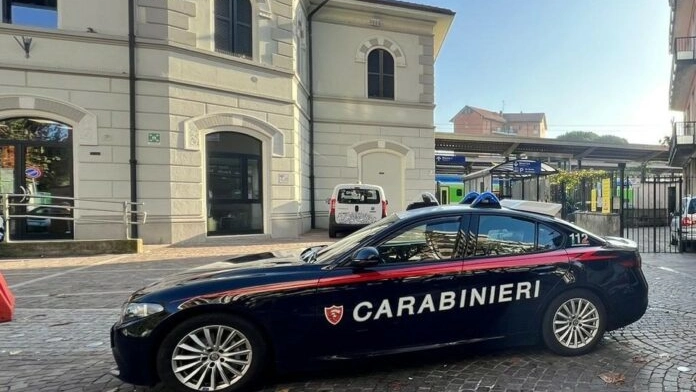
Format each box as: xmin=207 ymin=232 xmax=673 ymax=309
xmin=328 ymin=184 xmax=387 ymax=238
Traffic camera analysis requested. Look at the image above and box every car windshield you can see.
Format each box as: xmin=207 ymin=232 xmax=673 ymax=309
xmin=688 ymin=198 xmax=696 ymax=214
xmin=309 ymin=214 xmax=399 ymax=264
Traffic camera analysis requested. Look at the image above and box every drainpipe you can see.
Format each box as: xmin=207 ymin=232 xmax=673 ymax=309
xmin=128 ymin=0 xmax=139 ymax=238
xmin=308 ymin=0 xmax=330 ymax=229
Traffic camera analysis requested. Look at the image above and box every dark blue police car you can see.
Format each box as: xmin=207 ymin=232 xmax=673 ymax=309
xmin=111 ymin=192 xmax=648 ymax=392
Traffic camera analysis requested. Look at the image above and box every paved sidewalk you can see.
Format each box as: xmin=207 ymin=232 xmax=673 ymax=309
xmin=0 ymin=235 xmax=695 ymax=391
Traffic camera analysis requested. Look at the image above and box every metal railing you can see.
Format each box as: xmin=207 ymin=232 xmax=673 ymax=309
xmin=674 ymin=36 xmax=696 ymax=60
xmin=673 ymin=121 xmax=696 ymax=137
xmin=0 ymin=194 xmax=146 ymax=243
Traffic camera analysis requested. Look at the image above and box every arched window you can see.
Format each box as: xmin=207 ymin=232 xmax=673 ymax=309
xmin=215 ymin=0 xmax=252 ymax=58
xmin=294 ymin=5 xmax=308 ymax=82
xmin=367 ymin=49 xmax=394 ymax=99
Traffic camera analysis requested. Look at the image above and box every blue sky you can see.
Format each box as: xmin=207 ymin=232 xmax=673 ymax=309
xmin=420 ymin=0 xmax=675 ymax=144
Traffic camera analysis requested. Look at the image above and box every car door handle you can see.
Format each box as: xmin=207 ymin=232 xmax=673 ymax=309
xmin=531 ymin=265 xmax=559 ymax=273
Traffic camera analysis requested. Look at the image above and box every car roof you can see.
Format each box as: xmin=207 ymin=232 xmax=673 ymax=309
xmin=396 ymin=203 xmax=558 ymax=223
xmin=333 ymin=184 xmax=385 ymax=192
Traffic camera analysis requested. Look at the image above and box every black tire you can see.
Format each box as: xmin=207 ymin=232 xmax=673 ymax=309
xmin=156 ymin=314 xmax=268 ymax=392
xmin=680 ymin=240 xmax=687 ymax=252
xmin=329 ymin=226 xmax=337 ymax=238
xmin=541 ymin=289 xmax=606 ymax=356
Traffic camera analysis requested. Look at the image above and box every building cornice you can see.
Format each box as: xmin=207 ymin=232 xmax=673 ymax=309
xmin=313 ymin=5 xmax=435 ymax=37
xmin=0 ymin=23 xmax=127 ymax=46
xmin=0 ymin=25 xmax=295 ymax=78
xmin=315 ymin=117 xmax=435 ymax=129
xmin=137 ymin=39 xmax=296 ymax=78
xmin=314 ymin=94 xmax=435 ymax=110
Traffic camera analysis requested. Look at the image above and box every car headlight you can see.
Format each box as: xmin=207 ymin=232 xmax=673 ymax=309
xmin=120 ymin=302 xmax=164 ymax=323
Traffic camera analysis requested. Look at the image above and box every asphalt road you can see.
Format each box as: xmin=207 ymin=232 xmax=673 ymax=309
xmin=0 ymin=240 xmax=695 ymax=392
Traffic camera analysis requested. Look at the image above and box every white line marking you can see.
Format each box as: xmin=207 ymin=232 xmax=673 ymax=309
xmin=16 ymin=290 xmax=133 ymax=299
xmin=9 ymin=255 xmax=130 ymax=289
xmin=658 ymin=266 xmax=681 ymax=274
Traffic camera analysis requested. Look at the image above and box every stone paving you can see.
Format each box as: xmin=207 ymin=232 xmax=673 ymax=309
xmin=0 ymin=233 xmax=695 ymax=392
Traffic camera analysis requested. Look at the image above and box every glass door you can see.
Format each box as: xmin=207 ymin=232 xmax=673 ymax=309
xmin=206 ymin=132 xmax=263 ymax=236
xmin=0 ymin=118 xmax=73 ymax=240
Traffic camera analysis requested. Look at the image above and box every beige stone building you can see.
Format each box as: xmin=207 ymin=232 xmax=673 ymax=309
xmin=0 ymin=0 xmax=454 ymax=244
xmin=669 ymin=0 xmax=696 ymax=194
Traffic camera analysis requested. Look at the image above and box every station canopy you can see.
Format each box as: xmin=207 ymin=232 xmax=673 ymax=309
xmin=463 ymin=159 xmax=558 ymax=181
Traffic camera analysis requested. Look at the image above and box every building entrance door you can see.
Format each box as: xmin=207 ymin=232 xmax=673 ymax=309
xmin=0 ymin=118 xmax=74 ymax=240
xmin=205 ymin=132 xmax=263 ymax=235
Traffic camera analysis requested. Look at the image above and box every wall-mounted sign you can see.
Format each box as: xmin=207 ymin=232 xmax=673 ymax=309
xmin=148 ymin=132 xmax=161 ymax=144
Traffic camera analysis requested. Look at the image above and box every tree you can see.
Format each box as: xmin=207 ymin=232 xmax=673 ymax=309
xmin=556 ymin=131 xmax=599 ymax=143
xmin=556 ymin=131 xmax=628 ymax=144
xmin=659 ymin=135 xmax=671 ymax=146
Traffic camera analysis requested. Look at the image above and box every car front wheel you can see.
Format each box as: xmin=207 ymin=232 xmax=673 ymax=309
xmin=542 ymin=289 xmax=606 ymax=356
xmin=156 ymin=314 xmax=268 ymax=392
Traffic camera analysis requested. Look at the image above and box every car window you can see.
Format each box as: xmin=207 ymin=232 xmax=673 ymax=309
xmin=337 ymin=188 xmax=380 ymax=204
xmin=473 ymin=215 xmax=536 ymax=256
xmin=688 ymin=198 xmax=696 ymax=214
xmin=377 ymin=217 xmax=463 ymax=263
xmin=538 ymin=224 xmax=564 ymax=250
xmin=313 ymin=214 xmax=399 ymax=264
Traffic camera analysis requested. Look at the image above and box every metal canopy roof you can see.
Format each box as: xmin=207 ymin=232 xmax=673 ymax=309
xmin=435 ymin=133 xmax=669 ymax=163
xmin=463 ymin=160 xmax=558 ymax=180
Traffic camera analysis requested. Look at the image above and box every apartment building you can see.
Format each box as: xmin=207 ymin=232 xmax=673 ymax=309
xmin=0 ymin=0 xmax=454 ymax=244
xmin=668 ymin=0 xmax=696 ymax=195
xmin=450 ymin=105 xmax=547 ymax=137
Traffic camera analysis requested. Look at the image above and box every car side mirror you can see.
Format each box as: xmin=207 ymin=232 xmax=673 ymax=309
xmin=350 ymin=247 xmax=381 ymax=269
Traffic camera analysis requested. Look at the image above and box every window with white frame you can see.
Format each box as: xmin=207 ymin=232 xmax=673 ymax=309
xmin=1 ymin=0 xmax=56 ymax=28
xmin=214 ymin=0 xmax=252 ymax=58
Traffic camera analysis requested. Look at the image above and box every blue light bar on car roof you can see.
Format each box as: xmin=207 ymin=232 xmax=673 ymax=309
xmin=460 ymin=191 xmax=480 ymax=204
xmin=470 ymin=192 xmax=501 ymax=209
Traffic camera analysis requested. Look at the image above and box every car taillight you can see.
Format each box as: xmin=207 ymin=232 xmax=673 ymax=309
xmin=682 ymin=217 xmax=693 ymax=226
xmin=330 ymin=198 xmax=336 ymax=215
xmin=619 ymin=252 xmax=641 ymax=269
xmin=381 ymin=200 xmax=387 ymax=218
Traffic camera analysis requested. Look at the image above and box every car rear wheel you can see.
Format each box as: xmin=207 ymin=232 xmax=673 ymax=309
xmin=156 ymin=314 xmax=268 ymax=392
xmin=542 ymin=289 xmax=606 ymax=356
xmin=329 ymin=225 xmax=337 ymax=238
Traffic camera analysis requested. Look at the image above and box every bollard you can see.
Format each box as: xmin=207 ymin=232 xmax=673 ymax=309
xmin=0 ymin=272 xmax=15 ymax=322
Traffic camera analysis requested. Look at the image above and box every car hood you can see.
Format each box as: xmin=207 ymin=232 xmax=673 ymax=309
xmin=132 ymin=251 xmax=317 ymax=299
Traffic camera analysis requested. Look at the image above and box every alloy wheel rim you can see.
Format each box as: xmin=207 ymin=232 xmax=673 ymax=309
xmin=171 ymin=325 xmax=252 ymax=391
xmin=552 ymin=298 xmax=599 ymax=349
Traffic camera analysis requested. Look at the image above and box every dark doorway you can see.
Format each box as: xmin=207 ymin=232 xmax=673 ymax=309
xmin=206 ymin=132 xmax=263 ymax=235
xmin=0 ymin=118 xmax=74 ymax=240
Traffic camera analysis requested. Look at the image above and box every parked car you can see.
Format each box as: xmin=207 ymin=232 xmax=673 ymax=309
xmin=670 ymin=196 xmax=696 ymax=251
xmin=327 ymin=183 xmax=387 ymax=238
xmin=111 ymin=192 xmax=648 ymax=392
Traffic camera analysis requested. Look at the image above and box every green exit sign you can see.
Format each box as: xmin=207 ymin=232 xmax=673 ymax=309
xmin=148 ymin=132 xmax=161 ymax=144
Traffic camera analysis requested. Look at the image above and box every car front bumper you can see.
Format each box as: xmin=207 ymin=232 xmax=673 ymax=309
xmin=110 ymin=323 xmax=159 ymax=386
xmin=678 ymin=228 xmax=696 ymax=241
